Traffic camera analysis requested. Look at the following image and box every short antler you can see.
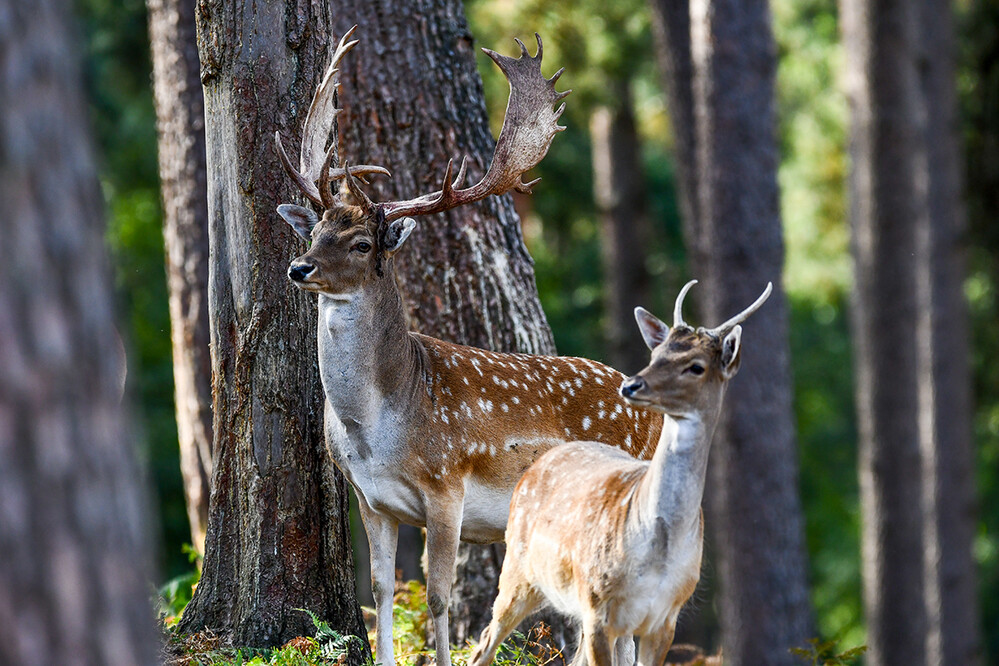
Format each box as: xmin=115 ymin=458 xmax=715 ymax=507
xmin=673 ymin=280 xmax=698 ymax=328
xmin=380 ymin=34 xmax=570 ymax=222
xmin=274 ymin=26 xmax=390 ymax=208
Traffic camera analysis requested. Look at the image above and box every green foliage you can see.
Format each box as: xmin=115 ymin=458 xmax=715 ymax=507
xmin=156 ymin=546 xmax=201 ymax=627
xmin=961 ymin=1 xmax=999 ymax=660
xmin=165 ymin=609 xmax=368 ymax=666
xmin=296 ymin=609 xmax=368 ymax=664
xmin=790 ymin=637 xmax=867 ymax=666
xmin=772 ymin=0 xmax=850 ymax=300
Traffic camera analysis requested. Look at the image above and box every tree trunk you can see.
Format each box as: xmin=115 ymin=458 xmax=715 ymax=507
xmin=840 ymin=1 xmax=929 ymax=663
xmin=147 ymin=0 xmax=213 ymax=557
xmin=0 ymin=0 xmax=159 ymax=662
xmin=915 ymin=1 xmax=980 ymax=663
xmin=176 ymin=0 xmax=368 ymax=650
xmin=329 ymin=0 xmax=565 ymax=651
xmin=648 ymin=0 xmax=702 ymax=270
xmin=591 ymin=83 xmax=653 ymax=375
xmin=688 ymin=1 xmax=814 ymax=663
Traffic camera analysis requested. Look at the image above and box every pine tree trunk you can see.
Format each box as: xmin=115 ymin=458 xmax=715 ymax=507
xmin=915 ymin=1 xmax=980 ymax=662
xmin=176 ymin=0 xmax=368 ymax=650
xmin=147 ymin=0 xmax=214 ymax=557
xmin=840 ymin=1 xmax=928 ymax=663
xmin=591 ymin=83 xmax=653 ymax=375
xmin=0 ymin=0 xmax=159 ymax=662
xmin=688 ymin=1 xmax=814 ymax=663
xmin=328 ymin=0 xmax=564 ymax=651
xmin=648 ymin=0 xmax=702 ymax=268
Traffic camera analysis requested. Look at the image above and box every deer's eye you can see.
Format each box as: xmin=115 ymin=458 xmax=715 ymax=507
xmin=352 ymin=241 xmax=372 ymax=254
xmin=685 ymin=363 xmax=705 ymax=376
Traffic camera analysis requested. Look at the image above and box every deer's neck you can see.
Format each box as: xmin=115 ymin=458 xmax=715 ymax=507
xmin=635 ymin=399 xmax=723 ymax=535
xmin=316 ymin=275 xmax=425 ymax=423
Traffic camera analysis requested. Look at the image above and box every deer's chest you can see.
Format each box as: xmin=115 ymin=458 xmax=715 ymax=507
xmin=323 ymin=400 xmax=427 ymax=526
xmin=604 ymin=521 xmax=703 ymax=634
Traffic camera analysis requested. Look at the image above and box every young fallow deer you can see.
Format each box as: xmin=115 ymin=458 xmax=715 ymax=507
xmin=273 ymin=28 xmax=662 ymax=666
xmin=469 ymin=280 xmax=772 ymax=666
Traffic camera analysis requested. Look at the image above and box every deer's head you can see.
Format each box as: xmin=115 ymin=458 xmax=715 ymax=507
xmin=620 ymin=280 xmax=772 ymax=419
xmin=274 ymin=27 xmax=568 ymax=299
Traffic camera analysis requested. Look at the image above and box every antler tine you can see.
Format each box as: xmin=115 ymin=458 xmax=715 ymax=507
xmin=673 ymin=280 xmax=698 ymax=328
xmin=275 ymin=131 xmax=323 ymax=206
xmin=707 ymin=282 xmax=773 ymax=336
xmin=380 ymin=34 xmax=570 ymax=222
xmin=317 ymin=139 xmax=341 ymax=208
xmin=452 ymin=156 xmax=469 ymax=189
xmin=341 ymin=161 xmax=377 ymax=214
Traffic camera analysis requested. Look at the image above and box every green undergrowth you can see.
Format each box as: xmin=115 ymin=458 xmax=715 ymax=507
xmin=160 ymin=577 xmax=562 ymax=666
xmin=160 ymin=572 xmax=862 ymax=666
xmin=789 ymin=638 xmax=867 ymax=666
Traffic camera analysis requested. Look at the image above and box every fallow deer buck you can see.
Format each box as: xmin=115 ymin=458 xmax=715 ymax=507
xmin=274 ymin=28 xmax=662 ymax=666
xmin=469 ymin=280 xmax=772 ymax=666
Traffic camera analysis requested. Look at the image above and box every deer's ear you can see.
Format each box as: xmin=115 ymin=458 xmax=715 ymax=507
xmin=277 ymin=204 xmax=320 ymax=240
xmin=721 ymin=325 xmax=743 ymax=379
xmin=383 ymin=217 xmax=416 ymax=255
xmin=634 ymin=307 xmax=670 ymax=351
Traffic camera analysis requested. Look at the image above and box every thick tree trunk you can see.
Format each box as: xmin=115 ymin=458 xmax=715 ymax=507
xmin=176 ymin=0 xmax=368 ymax=650
xmin=0 ymin=0 xmax=159 ymax=662
xmin=688 ymin=2 xmax=814 ymax=663
xmin=591 ymin=84 xmax=653 ymax=375
xmin=915 ymin=1 xmax=980 ymax=663
xmin=147 ymin=0 xmax=213 ymax=557
xmin=329 ymin=0 xmax=563 ymax=651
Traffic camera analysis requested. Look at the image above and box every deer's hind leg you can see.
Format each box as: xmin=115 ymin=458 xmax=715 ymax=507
xmin=469 ymin=576 xmax=544 ymax=666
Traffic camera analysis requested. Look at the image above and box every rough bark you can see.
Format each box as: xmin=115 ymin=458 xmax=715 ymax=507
xmin=147 ymin=0 xmax=213 ymax=557
xmin=328 ymin=0 xmax=563 ymax=651
xmin=688 ymin=1 xmax=814 ymax=663
xmin=840 ymin=2 xmax=936 ymax=663
xmin=591 ymin=84 xmax=653 ymax=375
xmin=915 ymin=1 xmax=980 ymax=663
xmin=176 ymin=0 xmax=368 ymax=650
xmin=0 ymin=0 xmax=159 ymax=662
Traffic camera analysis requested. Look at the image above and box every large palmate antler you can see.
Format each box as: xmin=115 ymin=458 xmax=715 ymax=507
xmin=377 ymin=34 xmax=570 ymax=222
xmin=274 ymin=26 xmax=390 ymax=208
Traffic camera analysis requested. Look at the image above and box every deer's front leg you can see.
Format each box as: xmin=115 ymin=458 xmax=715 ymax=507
xmin=613 ymin=636 xmax=636 ymax=666
xmin=636 ymin=625 xmax=675 ymax=666
xmin=424 ymin=495 xmax=463 ymax=666
xmin=357 ymin=495 xmax=400 ymax=666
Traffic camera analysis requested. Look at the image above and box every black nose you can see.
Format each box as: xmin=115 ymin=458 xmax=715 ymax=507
xmin=620 ymin=376 xmax=647 ymax=398
xmin=288 ymin=263 xmax=315 ymax=282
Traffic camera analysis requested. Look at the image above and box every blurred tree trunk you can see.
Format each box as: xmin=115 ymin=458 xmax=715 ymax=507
xmin=648 ymin=0 xmax=702 ymax=268
xmin=330 ymin=0 xmax=565 ymax=652
xmin=916 ymin=0 xmax=980 ymax=663
xmin=147 ymin=0 xmax=213 ymax=557
xmin=683 ymin=1 xmax=814 ymax=663
xmin=0 ymin=0 xmax=159 ymax=662
xmin=591 ymin=81 xmax=653 ymax=375
xmin=839 ymin=1 xmax=979 ymax=663
xmin=175 ymin=0 xmax=368 ymax=650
